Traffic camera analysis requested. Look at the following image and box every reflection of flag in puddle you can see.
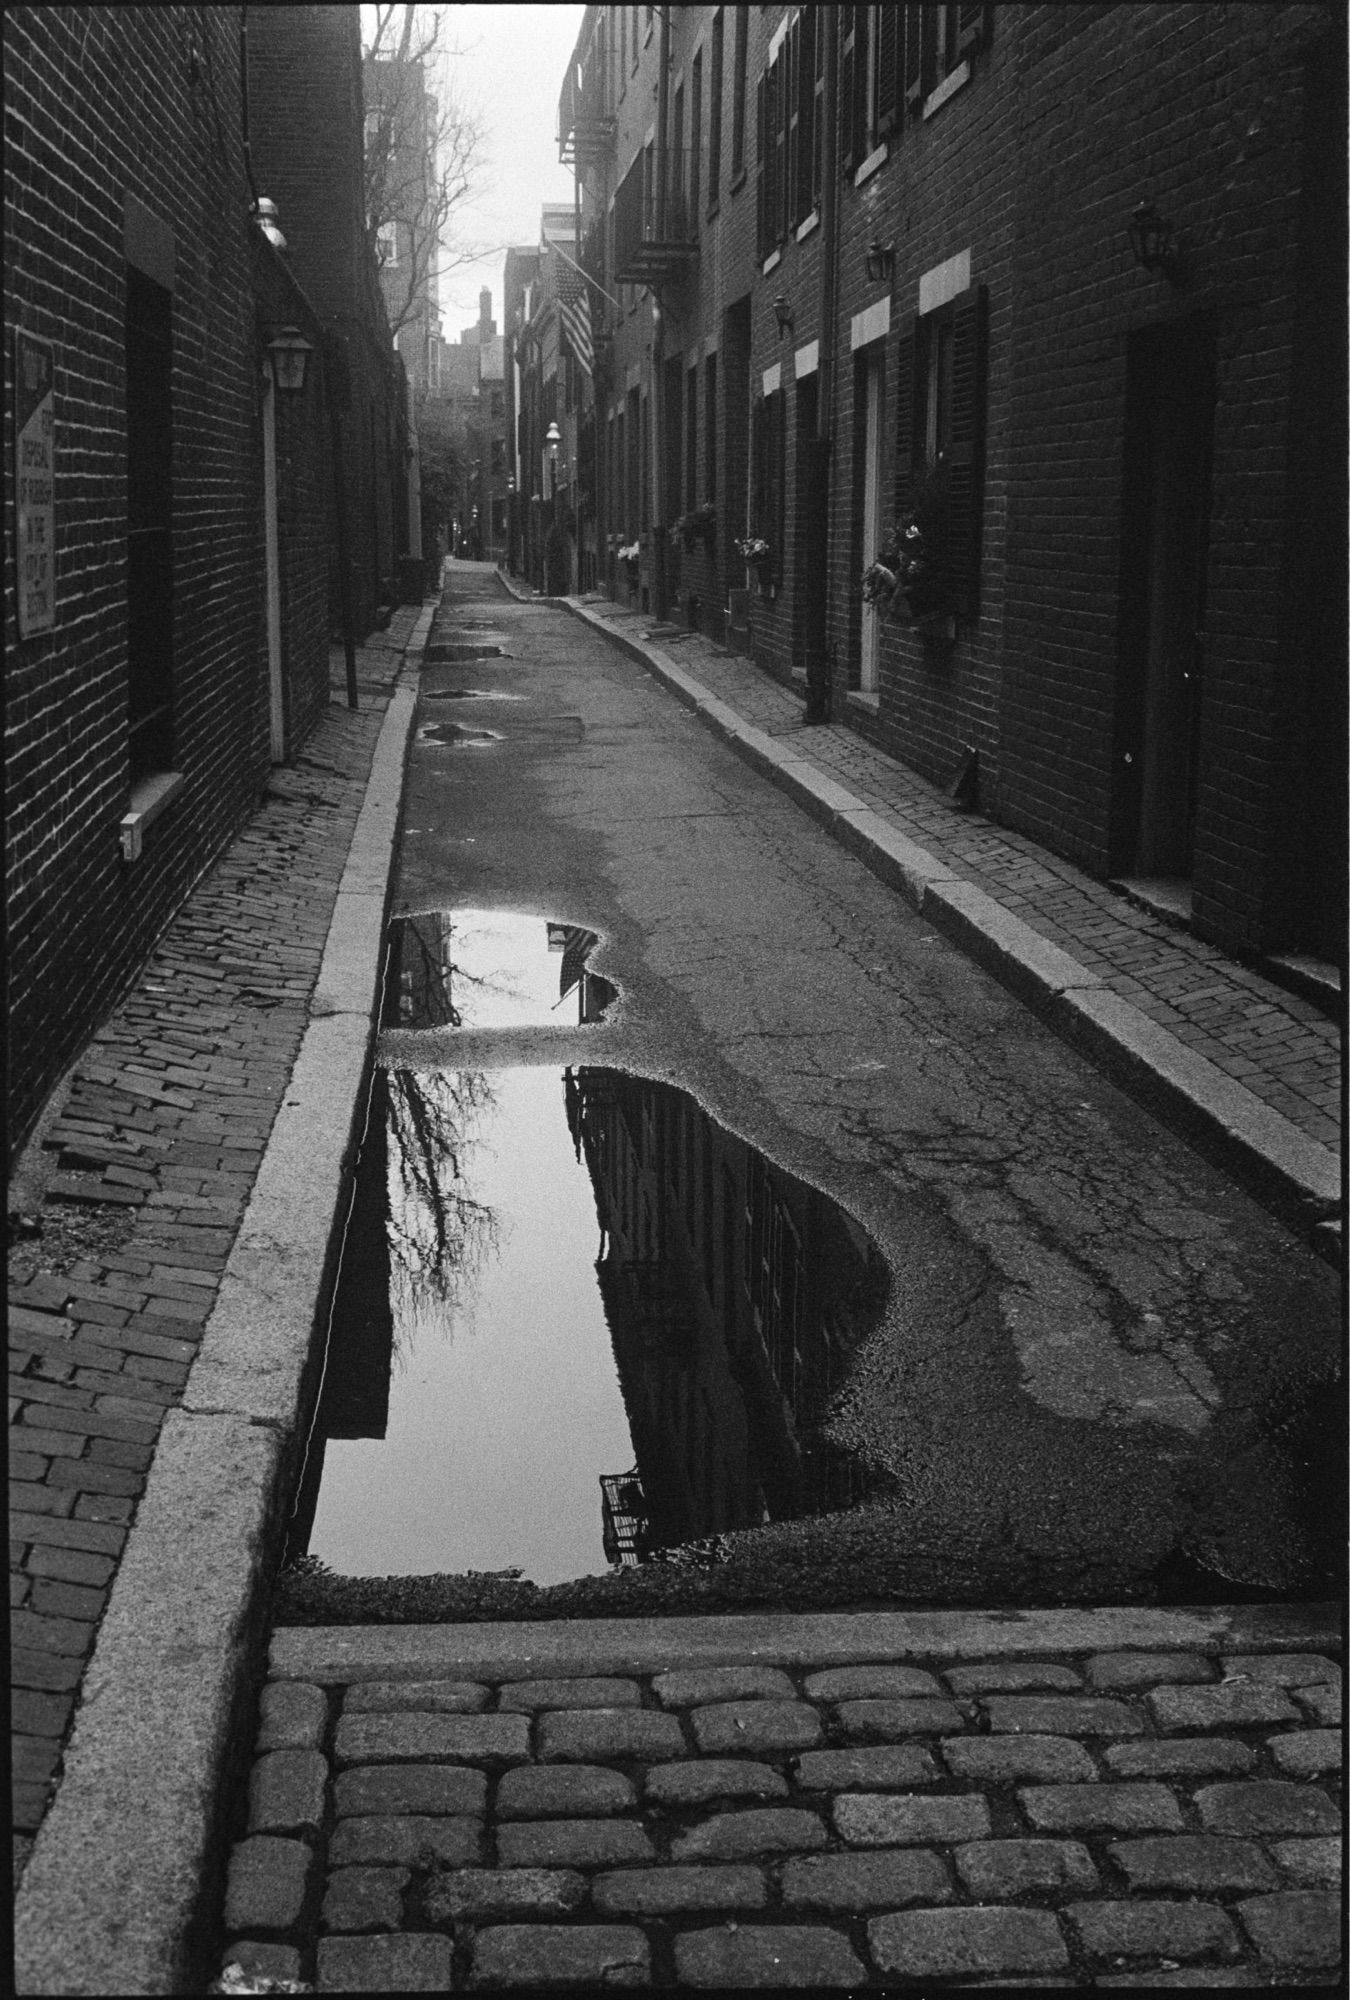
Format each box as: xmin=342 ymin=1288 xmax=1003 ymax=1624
xmin=600 ymin=1468 xmax=648 ymax=1565
xmin=558 ymin=925 xmax=593 ymax=1006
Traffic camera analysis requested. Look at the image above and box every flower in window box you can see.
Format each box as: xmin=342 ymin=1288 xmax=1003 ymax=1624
xmin=734 ymin=535 xmax=772 ymax=567
xmin=617 ymin=541 xmax=641 ymax=566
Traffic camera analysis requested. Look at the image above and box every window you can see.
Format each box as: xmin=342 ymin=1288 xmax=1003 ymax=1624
xmin=704 ymin=351 xmax=718 ymax=516
xmin=708 ymin=10 xmax=724 ymax=211
xmin=750 ymin=387 xmax=785 ymax=589
xmin=690 ymin=49 xmax=702 ymax=228
xmin=376 ymin=220 xmax=398 ymax=267
xmin=759 ymin=10 xmax=823 ymax=259
xmin=125 ymin=266 xmax=174 ymax=783
xmin=894 ymin=282 xmax=988 ymax=616
xmin=685 ymin=362 xmax=698 ymax=512
xmin=730 ymin=4 xmax=748 ymax=179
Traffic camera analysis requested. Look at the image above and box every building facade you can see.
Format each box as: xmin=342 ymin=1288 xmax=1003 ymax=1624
xmin=551 ymin=3 xmax=1345 ymax=968
xmin=5 ymin=4 xmax=412 ymax=1164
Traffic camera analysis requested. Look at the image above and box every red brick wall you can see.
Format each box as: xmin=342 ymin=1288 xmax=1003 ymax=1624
xmin=4 ymin=5 xmax=270 ymax=1163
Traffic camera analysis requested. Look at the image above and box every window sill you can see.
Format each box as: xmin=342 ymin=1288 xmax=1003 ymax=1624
xmin=923 ymin=60 xmax=971 ymax=120
xmin=854 ymin=141 xmax=889 ymax=187
xmin=120 ymin=769 xmax=186 ymax=862
xmin=795 ymin=209 xmax=820 ymax=243
xmin=846 ymin=689 xmax=880 ymax=713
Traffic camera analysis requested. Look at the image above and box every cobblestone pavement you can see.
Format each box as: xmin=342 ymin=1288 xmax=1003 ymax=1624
xmin=218 ymin=1612 xmax=1342 ymax=1990
xmin=574 ymin=597 xmax=1341 ymax=1160
xmin=8 ymin=612 xmax=420 ymax=1883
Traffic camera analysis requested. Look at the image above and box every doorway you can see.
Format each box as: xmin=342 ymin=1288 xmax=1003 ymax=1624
xmin=858 ymin=348 xmax=885 ymax=695
xmin=1115 ymin=314 xmax=1216 ymax=883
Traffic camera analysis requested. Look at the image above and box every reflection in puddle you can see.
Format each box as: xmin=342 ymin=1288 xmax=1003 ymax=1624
xmin=421 ymin=688 xmax=525 ymax=702
xmin=419 ymin=722 xmax=503 ymax=746
xmin=382 ymin=910 xmax=617 ymax=1030
xmin=292 ymin=1068 xmax=888 ymax=1583
xmin=424 ymin=642 xmax=505 ymax=661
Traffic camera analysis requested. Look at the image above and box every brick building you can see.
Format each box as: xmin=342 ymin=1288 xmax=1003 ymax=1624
xmin=428 ymin=289 xmax=509 ymax=561
xmin=555 ymin=4 xmax=1345 ymax=968
xmin=4 ymin=4 xmax=410 ymax=1165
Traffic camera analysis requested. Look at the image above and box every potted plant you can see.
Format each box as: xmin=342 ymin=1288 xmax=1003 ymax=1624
xmin=866 ymin=463 xmax=959 ymax=634
xmin=734 ymin=535 xmax=772 ymax=570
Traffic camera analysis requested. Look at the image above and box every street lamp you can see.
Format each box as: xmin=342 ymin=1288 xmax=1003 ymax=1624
xmin=545 ymin=421 xmax=561 ymax=504
xmin=1127 ymin=201 xmax=1180 ymax=279
xmin=265 ymin=325 xmax=313 ymax=392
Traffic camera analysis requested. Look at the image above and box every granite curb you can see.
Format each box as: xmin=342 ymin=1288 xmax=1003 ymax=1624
xmin=553 ymin=591 xmax=1340 ymax=1250
xmin=13 ymin=606 xmax=434 ymax=1998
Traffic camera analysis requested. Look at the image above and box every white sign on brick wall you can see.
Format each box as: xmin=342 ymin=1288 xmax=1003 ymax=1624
xmin=15 ymin=332 xmax=55 ymax=636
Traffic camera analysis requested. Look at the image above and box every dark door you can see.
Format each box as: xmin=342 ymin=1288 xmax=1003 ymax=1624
xmin=796 ymin=375 xmax=830 ymax=719
xmin=1115 ymin=315 xmax=1216 ymax=880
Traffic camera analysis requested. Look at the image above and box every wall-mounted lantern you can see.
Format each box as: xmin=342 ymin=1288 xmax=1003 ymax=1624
xmin=863 ymin=239 xmax=895 ymax=283
xmin=265 ymin=325 xmax=314 ymax=393
xmin=1127 ymin=201 xmax=1179 ymax=278
xmin=772 ymin=294 xmax=794 ymax=338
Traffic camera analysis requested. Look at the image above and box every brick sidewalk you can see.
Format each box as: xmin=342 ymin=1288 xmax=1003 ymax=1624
xmin=8 ymin=612 xmax=420 ymax=1882
xmin=578 ymin=598 xmax=1341 ymax=1159
xmin=217 ymin=1612 xmax=1342 ymax=1989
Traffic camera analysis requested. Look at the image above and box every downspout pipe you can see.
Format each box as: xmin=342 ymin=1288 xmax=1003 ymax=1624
xmin=805 ymin=8 xmax=839 ymax=723
xmin=651 ymin=4 xmax=671 ymax=620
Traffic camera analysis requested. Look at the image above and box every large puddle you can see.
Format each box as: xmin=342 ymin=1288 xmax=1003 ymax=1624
xmin=291 ymin=1065 xmax=888 ymax=1584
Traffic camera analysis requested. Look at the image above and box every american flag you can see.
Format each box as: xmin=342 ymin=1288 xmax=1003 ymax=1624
xmin=555 ymin=257 xmax=594 ymax=376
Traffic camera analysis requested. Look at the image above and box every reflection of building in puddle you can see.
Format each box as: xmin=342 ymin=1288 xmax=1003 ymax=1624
xmin=567 ymin=1069 xmax=888 ymax=1565
xmin=383 ymin=910 xmax=615 ymax=1029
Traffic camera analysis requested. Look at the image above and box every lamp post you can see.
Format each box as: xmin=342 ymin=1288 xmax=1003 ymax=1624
xmin=545 ymin=421 xmax=561 ymax=594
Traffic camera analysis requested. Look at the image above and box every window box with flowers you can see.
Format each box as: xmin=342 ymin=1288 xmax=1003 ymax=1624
xmin=861 ymin=464 xmax=960 ymax=644
xmin=672 ymin=502 xmax=716 ymax=551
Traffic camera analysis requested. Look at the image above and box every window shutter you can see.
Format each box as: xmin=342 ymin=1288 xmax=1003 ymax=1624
xmin=750 ymin=394 xmax=764 ymax=536
xmin=772 ymin=389 xmax=786 ymax=585
xmin=892 ymin=316 xmax=919 ymax=519
xmin=794 ymin=10 xmax=815 ymax=224
xmin=811 ymin=11 xmax=825 ymax=210
xmin=957 ymin=3 xmax=987 ymax=57
xmin=771 ymin=51 xmax=786 ymax=243
xmin=852 ymin=5 xmax=871 ymax=163
xmin=755 ymin=72 xmax=766 ymax=258
xmin=875 ymin=7 xmax=899 ymax=137
xmin=945 ymin=285 xmax=988 ymax=615
xmin=839 ymin=10 xmax=857 ymax=173
xmin=902 ymin=2 xmax=924 ymax=109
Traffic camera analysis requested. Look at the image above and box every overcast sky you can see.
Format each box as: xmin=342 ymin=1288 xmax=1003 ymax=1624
xmin=407 ymin=4 xmax=586 ymax=338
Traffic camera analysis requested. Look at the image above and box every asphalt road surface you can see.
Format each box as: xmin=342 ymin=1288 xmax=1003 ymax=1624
xmin=378 ymin=565 xmax=1339 ymax=1611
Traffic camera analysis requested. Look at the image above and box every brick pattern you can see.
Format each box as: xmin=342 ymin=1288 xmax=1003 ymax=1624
xmin=217 ymin=1641 xmax=1342 ymax=1989
xmin=8 ymin=625 xmax=419 ymax=1874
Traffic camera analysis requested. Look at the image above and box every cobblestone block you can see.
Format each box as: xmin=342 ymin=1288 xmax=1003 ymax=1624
xmin=1294 ymin=1683 xmax=1341 ymax=1725
xmin=497 ymin=1763 xmax=637 ymax=1818
xmin=316 ymin=1932 xmax=453 ymax=1992
xmin=1104 ymin=1737 xmax=1255 ymax=1779
xmin=470 ymin=1924 xmax=649 ymax=1988
xmin=334 ymin=1711 xmax=529 ymax=1768
xmin=1086 ymin=1651 xmax=1215 ymax=1689
xmin=942 ymin=1733 xmax=1096 ymax=1783
xmin=24 ymin=1544 xmax=115 ymax=1587
xmin=943 ymin=1660 xmax=1082 ymax=1695
xmin=1269 ymin=1836 xmax=1342 ymax=1887
xmin=219 ymin=1943 xmax=302 ymax=1987
xmin=334 ymin=1763 xmax=487 ymax=1819
xmin=793 ymin=1744 xmax=939 ymax=1791
xmin=223 ymin=1836 xmax=315 ymax=1933
xmin=248 ymin=1748 xmax=327 ymax=1837
xmin=423 ymin=1868 xmax=586 ymax=1924
xmin=672 ymin=1807 xmax=829 ymax=1863
xmin=1020 ymin=1782 xmax=1183 ymax=1833
xmin=1108 ymin=1835 xmax=1279 ymax=1893
xmin=645 ymin=1759 xmax=787 ymax=1807
xmin=592 ymin=1864 xmax=768 ymax=1915
xmin=955 ymin=1838 xmax=1099 ymax=1899
xmin=320 ymin=1866 xmax=409 ymax=1933
xmin=674 ymin=1924 xmax=864 ymax=1987
xmin=690 ymin=1699 xmax=823 ymax=1755
xmin=1068 ymin=1898 xmax=1239 ymax=1963
xmin=803 ymin=1664 xmax=942 ymax=1700
xmin=1238 ymin=1889 xmax=1343 ymax=1967
xmin=835 ymin=1792 xmax=991 ymax=1846
xmin=985 ymin=1695 xmax=1142 ymax=1736
xmin=653 ymin=1665 xmax=795 ymax=1706
xmin=537 ymin=1708 xmax=686 ymax=1763
xmin=868 ymin=1905 xmax=1069 ymax=1979
xmin=1196 ymin=1780 xmax=1340 ymax=1837
xmin=256 ymin=1680 xmax=328 ymax=1750
xmin=833 ymin=1697 xmax=964 ymax=1737
xmin=1220 ymin=1654 xmax=1340 ymax=1687
xmin=496 ymin=1818 xmax=657 ymax=1869
xmin=497 ymin=1676 xmax=640 ymax=1710
xmin=1148 ymin=1683 xmax=1299 ymax=1731
xmin=343 ymin=1679 xmax=488 ymax=1713
xmin=328 ymin=1814 xmax=484 ymax=1868
xmin=1267 ymin=1729 xmax=1341 ymax=1777
xmin=783 ymin=1847 xmax=953 ymax=1911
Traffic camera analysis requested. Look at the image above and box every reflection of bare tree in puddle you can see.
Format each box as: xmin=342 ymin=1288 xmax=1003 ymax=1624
xmin=385 ymin=911 xmax=552 ymax=1029
xmin=384 ymin=1066 xmax=502 ymax=1350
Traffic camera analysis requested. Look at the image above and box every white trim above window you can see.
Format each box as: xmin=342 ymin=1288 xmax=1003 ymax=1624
xmin=762 ymin=361 xmax=782 ymax=397
xmin=923 ymin=59 xmax=970 ymax=119
xmin=850 ymin=297 xmax=891 ymax=350
xmin=793 ymin=340 xmax=819 ymax=379
xmin=854 ymin=141 xmax=888 ymax=187
xmin=919 ymin=249 xmax=972 ymax=315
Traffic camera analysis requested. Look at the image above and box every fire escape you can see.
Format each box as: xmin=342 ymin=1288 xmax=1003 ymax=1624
xmin=613 ymin=147 xmax=698 ymax=286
